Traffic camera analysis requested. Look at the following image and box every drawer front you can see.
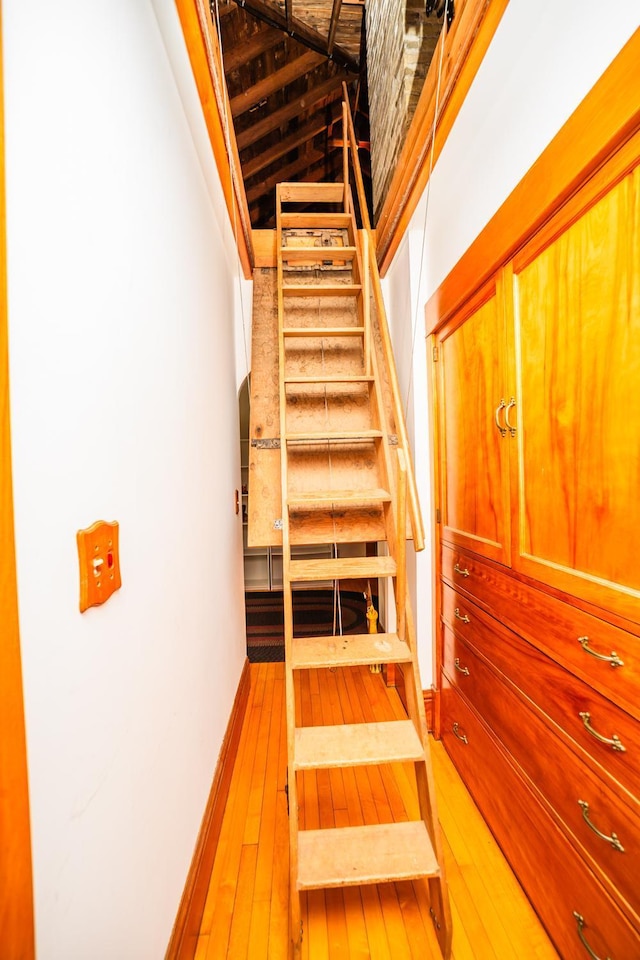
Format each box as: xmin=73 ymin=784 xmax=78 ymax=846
xmin=442 ymin=543 xmax=640 ymax=720
xmin=443 ymin=626 xmax=640 ymax=920
xmin=441 ymin=681 xmax=640 ymax=959
xmin=442 ymin=582 xmax=640 ymax=802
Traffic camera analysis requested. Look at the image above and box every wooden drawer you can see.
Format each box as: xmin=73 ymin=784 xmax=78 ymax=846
xmin=441 ymin=681 xmax=640 ymax=959
xmin=441 ymin=582 xmax=640 ymax=802
xmin=443 ymin=626 xmax=640 ymax=922
xmin=442 ymin=543 xmax=640 ymax=721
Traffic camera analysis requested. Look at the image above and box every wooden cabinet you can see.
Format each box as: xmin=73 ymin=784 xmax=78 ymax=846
xmin=436 ymin=166 xmax=640 ymax=625
xmin=432 ymin=123 xmax=640 ymax=956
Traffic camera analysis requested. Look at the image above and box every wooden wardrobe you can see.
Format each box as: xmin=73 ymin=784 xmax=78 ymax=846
xmin=428 ymin=41 xmax=640 ymax=960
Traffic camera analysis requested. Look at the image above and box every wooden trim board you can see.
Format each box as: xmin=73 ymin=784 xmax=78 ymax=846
xmin=425 ymin=28 xmax=640 ymax=333
xmin=0 ymin=6 xmax=35 ymax=954
xmin=376 ymin=0 xmax=511 ymax=275
xmin=174 ymin=0 xmax=254 ymax=278
xmin=165 ymin=657 xmax=252 ymax=960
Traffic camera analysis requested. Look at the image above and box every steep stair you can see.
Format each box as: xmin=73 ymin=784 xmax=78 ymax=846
xmin=275 ymin=150 xmax=451 ymax=959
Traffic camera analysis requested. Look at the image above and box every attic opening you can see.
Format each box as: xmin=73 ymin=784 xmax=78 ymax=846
xmin=212 ymin=0 xmax=452 ymax=230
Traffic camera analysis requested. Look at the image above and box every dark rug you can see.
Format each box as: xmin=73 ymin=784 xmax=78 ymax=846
xmin=246 ymin=589 xmax=370 ymax=662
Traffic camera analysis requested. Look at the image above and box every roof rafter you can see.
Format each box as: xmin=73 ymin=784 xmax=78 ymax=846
xmin=236 ymin=72 xmax=348 ymax=151
xmin=327 ymin=0 xmax=343 ymax=54
xmin=230 ymin=50 xmax=324 ymax=117
xmin=231 ymin=0 xmax=358 ymax=72
xmin=222 ymin=25 xmax=283 ymax=73
xmin=242 ymin=105 xmax=342 ymax=179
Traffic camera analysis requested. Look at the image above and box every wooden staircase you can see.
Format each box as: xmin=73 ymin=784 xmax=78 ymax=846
xmin=275 ymin=163 xmax=452 ymax=959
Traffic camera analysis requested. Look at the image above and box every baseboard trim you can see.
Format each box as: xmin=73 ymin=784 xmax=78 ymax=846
xmin=166 ymin=657 xmax=251 ymax=960
xmin=423 ymin=688 xmax=434 ymax=733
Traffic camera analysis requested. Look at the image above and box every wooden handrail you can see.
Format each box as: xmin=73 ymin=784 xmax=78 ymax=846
xmin=341 ymin=87 xmax=425 ymax=551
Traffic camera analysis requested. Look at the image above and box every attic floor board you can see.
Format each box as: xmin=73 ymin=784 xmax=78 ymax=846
xmin=197 ymin=663 xmax=559 ymax=959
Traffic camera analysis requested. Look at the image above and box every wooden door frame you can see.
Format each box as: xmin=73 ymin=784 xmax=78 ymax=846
xmin=0 ymin=5 xmax=35 ymax=956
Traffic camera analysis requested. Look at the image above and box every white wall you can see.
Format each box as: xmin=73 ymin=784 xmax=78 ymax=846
xmin=4 ymin=2 xmax=248 ymax=958
xmin=383 ymin=1 xmax=639 ymax=683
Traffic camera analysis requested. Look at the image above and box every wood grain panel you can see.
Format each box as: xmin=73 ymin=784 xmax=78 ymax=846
xmin=441 ymin=682 xmax=640 ymax=960
xmin=442 ymin=544 xmax=640 ymax=718
xmin=0 ymin=12 xmax=35 ymax=954
xmin=513 ymin=166 xmax=640 ymax=622
xmin=442 ymin=627 xmax=640 ymax=925
xmin=438 ymin=288 xmax=510 ymax=564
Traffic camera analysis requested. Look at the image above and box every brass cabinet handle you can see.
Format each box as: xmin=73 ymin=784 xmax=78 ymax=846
xmin=578 ymin=636 xmax=624 ymax=669
xmin=494 ymin=399 xmax=507 ymax=437
xmin=578 ymin=712 xmax=626 ymax=753
xmin=452 ymin=722 xmax=468 ymax=744
xmin=454 ymin=657 xmax=470 ymax=676
xmin=572 ymin=912 xmax=611 ymax=960
xmin=505 ymin=397 xmax=517 ymax=437
xmin=453 ymin=562 xmax=470 ymax=578
xmin=578 ymin=800 xmax=625 ymax=852
xmin=454 ymin=607 xmax=470 ymax=624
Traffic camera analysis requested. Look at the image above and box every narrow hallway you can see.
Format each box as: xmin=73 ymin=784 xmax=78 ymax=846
xmin=193 ymin=663 xmax=559 ymax=959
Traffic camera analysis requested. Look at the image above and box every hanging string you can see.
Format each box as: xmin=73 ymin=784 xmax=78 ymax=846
xmin=211 ymin=0 xmax=252 ymax=391
xmin=403 ymin=0 xmax=449 ymax=420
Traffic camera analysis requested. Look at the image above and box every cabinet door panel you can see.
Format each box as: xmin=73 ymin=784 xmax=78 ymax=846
xmin=513 ymin=168 xmax=640 ymax=622
xmin=439 ymin=288 xmax=511 ymax=564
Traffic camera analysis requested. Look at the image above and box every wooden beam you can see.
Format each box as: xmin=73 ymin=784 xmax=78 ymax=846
xmin=0 ymin=8 xmax=35 ymax=954
xmin=327 ymin=0 xmax=344 ymax=55
xmin=376 ymin=0 xmax=510 ymax=275
xmin=231 ymin=0 xmax=359 ymax=72
xmin=176 ymin=0 xmax=254 ymax=277
xmin=242 ymin=106 xmax=341 ymax=179
xmin=230 ymin=51 xmax=324 ymax=118
xmin=236 ymin=73 xmax=347 ymax=151
xmin=222 ymin=26 xmax=283 ymax=74
xmin=246 ymin=148 xmax=325 ymax=204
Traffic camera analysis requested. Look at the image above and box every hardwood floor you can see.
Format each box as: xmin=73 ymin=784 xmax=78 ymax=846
xmin=194 ymin=663 xmax=559 ymax=959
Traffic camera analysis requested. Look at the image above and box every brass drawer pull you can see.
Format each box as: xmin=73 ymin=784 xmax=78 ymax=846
xmin=578 ymin=712 xmax=626 ymax=753
xmin=578 ymin=800 xmax=625 ymax=852
xmin=494 ymin=399 xmax=507 ymax=437
xmin=573 ymin=912 xmax=611 ymax=960
xmin=454 ymin=658 xmax=470 ymax=676
xmin=453 ymin=562 xmax=470 ymax=578
xmin=505 ymin=397 xmax=517 ymax=437
xmin=454 ymin=607 xmax=470 ymax=624
xmin=452 ymin=722 xmax=468 ymax=744
xmin=578 ymin=636 xmax=624 ymax=669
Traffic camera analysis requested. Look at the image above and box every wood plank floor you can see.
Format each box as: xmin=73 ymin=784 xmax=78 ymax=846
xmin=195 ymin=663 xmax=559 ymax=959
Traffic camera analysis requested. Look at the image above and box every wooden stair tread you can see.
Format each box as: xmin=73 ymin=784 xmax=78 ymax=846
xmin=279 ymin=182 xmax=344 ymax=203
xmin=291 ymin=633 xmax=411 ymax=669
xmin=280 ymin=245 xmax=357 ymax=261
xmin=288 ymin=488 xmax=391 ymax=506
xmin=281 ymin=212 xmax=352 ymax=228
xmin=282 ymin=283 xmax=361 ymax=297
xmin=285 ymin=375 xmax=374 ymax=384
xmin=297 ymin=821 xmax=439 ymax=890
xmin=294 ymin=720 xmax=424 ymax=770
xmin=286 ymin=429 xmax=382 ymax=442
xmin=283 ymin=325 xmax=364 ymax=337
xmin=289 ymin=555 xmax=396 ymax=582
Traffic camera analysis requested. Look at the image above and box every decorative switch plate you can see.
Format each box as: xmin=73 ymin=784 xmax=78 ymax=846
xmin=76 ymin=520 xmax=121 ymax=613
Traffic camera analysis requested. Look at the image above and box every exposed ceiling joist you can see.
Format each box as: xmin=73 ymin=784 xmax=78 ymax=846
xmin=230 ymin=50 xmax=324 ymax=117
xmin=231 ymin=0 xmax=358 ymax=71
xmin=236 ymin=73 xmax=348 ymax=151
xmin=222 ymin=26 xmax=282 ymax=73
xmin=242 ymin=106 xmax=341 ymax=179
xmin=246 ymin=148 xmax=325 ymax=204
